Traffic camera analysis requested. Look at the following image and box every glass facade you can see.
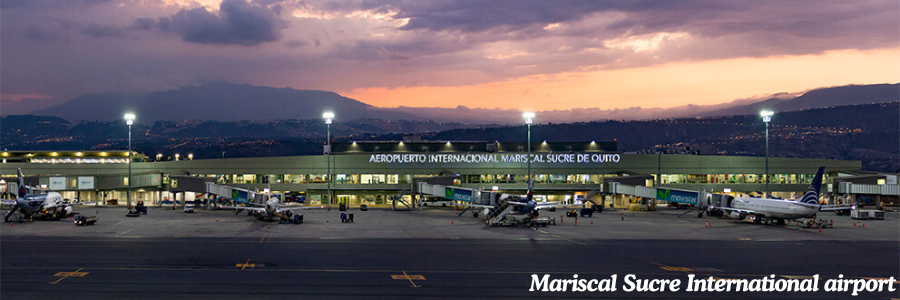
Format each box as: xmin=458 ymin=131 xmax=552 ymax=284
xmin=202 ymin=172 xmax=818 ymax=185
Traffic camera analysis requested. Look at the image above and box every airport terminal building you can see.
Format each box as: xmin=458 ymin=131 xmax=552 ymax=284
xmin=1 ymin=141 xmax=895 ymax=208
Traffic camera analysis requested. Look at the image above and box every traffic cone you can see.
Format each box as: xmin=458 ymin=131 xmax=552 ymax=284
xmin=862 ymin=223 xmax=865 ymax=228
xmin=575 ymin=219 xmax=577 ymax=226
xmin=705 ymin=221 xmax=709 ymax=227
xmin=819 ymin=228 xmax=822 ymax=233
xmin=451 ymin=220 xmax=454 ymax=224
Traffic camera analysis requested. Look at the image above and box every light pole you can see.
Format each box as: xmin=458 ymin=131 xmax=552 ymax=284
xmin=323 ymin=112 xmax=334 ymax=208
xmin=760 ymin=110 xmax=773 ymax=198
xmin=124 ymin=113 xmax=135 ymax=210
xmin=523 ymin=112 xmax=535 ymax=185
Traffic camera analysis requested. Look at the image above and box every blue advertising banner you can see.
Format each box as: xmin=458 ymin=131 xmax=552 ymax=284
xmin=231 ymin=190 xmax=249 ymax=204
xmin=656 ymin=188 xmax=699 ymax=205
xmin=444 ymin=187 xmax=473 ymax=202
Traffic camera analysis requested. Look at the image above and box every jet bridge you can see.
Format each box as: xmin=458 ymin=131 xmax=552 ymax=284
xmin=205 ymin=182 xmax=269 ymax=206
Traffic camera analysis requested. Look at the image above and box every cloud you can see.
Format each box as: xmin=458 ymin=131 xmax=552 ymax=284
xmin=153 ymin=0 xmax=286 ymax=46
xmin=81 ymin=23 xmax=125 ymax=38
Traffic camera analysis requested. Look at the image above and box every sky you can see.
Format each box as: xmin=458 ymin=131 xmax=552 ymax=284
xmin=2 ymin=0 xmax=898 ymax=113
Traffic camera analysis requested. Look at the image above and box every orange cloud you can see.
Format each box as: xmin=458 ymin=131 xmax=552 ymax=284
xmin=345 ymin=48 xmax=900 ymax=111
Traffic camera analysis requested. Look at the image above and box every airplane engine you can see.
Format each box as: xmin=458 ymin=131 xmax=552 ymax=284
xmin=730 ymin=211 xmax=746 ymax=220
xmin=63 ymin=206 xmax=73 ymax=216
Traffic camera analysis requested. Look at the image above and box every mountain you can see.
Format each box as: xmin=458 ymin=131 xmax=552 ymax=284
xmin=702 ymin=83 xmax=899 ymax=116
xmin=30 ymin=82 xmax=418 ymax=122
xmin=19 ymin=82 xmax=900 ymax=124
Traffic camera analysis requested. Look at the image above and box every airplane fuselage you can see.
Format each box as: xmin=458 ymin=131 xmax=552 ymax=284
xmin=731 ymin=197 xmax=819 ymax=220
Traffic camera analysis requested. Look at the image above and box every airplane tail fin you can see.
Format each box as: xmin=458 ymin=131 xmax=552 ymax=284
xmin=17 ymin=168 xmax=28 ymax=198
xmin=798 ymin=167 xmax=824 ymax=204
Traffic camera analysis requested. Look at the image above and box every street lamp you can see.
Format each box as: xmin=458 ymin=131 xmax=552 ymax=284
xmin=760 ymin=110 xmax=773 ymax=197
xmin=124 ymin=113 xmax=135 ymax=210
xmin=523 ymin=112 xmax=535 ymax=186
xmin=323 ymin=112 xmax=334 ymax=208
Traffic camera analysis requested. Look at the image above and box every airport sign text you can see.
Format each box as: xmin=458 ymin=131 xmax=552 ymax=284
xmin=368 ymin=153 xmax=620 ymax=165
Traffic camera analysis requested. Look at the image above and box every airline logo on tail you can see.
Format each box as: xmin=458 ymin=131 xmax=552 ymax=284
xmin=17 ymin=168 xmax=27 ymax=198
xmin=798 ymin=167 xmax=825 ymax=204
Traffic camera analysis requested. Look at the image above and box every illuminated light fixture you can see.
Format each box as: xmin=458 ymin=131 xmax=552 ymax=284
xmin=100 ymin=152 xmax=107 ymax=156
xmin=2 ymin=152 xmax=8 ymax=157
xmin=542 ymin=140 xmax=547 ymax=144
xmin=76 ymin=152 xmax=83 ymax=156
xmin=591 ymin=140 xmax=596 ymax=144
xmin=188 ymin=154 xmax=194 ymax=160
xmin=51 ymin=152 xmax=58 ymax=156
xmin=175 ymin=153 xmax=180 ymax=161
xmin=124 ymin=152 xmax=129 ymax=156
xmin=124 ymin=113 xmax=136 ymax=125
xmin=323 ymin=112 xmax=334 ymax=125
xmin=446 ymin=141 xmax=451 ymax=145
xmin=523 ymin=111 xmax=535 ymax=125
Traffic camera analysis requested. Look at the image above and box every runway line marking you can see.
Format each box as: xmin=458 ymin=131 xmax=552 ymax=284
xmin=862 ymin=277 xmax=900 ymax=284
xmin=237 ymin=259 xmax=255 ymax=270
xmin=532 ymin=228 xmax=586 ymax=245
xmin=118 ymin=229 xmax=134 ymax=236
xmin=781 ymin=275 xmax=816 ymax=279
xmin=50 ymin=268 xmax=87 ymax=284
xmin=391 ymin=271 xmax=423 ymax=288
xmin=259 ymin=224 xmax=271 ymax=243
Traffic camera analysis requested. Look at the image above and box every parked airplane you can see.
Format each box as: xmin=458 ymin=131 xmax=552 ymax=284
xmin=2 ymin=168 xmax=90 ymax=222
xmin=719 ymin=167 xmax=846 ymax=224
xmin=219 ymin=195 xmax=320 ymax=221
xmin=465 ymin=171 xmax=571 ymax=220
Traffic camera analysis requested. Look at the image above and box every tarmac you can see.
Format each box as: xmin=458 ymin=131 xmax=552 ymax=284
xmin=2 ymin=205 xmax=898 ymax=299
xmin=2 ymin=205 xmax=897 ymax=242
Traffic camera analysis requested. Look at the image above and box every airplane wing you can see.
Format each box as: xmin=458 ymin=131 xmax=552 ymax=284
xmin=220 ymin=205 xmax=267 ymax=212
xmin=44 ymin=202 xmax=96 ymax=209
xmin=458 ymin=203 xmax=495 ymax=208
xmin=275 ymin=206 xmax=323 ymax=213
xmin=1 ymin=199 xmax=15 ymax=205
xmin=534 ymin=203 xmax=575 ymax=210
xmin=719 ymin=207 xmax=757 ymax=215
xmin=818 ymin=204 xmax=854 ymax=211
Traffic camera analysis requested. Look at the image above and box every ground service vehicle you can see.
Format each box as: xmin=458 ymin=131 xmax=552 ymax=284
xmin=74 ymin=215 xmax=97 ymax=226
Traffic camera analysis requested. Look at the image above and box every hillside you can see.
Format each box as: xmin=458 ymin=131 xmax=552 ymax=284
xmin=29 ymin=82 xmax=418 ymax=122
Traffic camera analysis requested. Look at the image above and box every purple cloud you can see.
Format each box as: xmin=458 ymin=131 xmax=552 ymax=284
xmin=154 ymin=0 xmax=286 ymax=46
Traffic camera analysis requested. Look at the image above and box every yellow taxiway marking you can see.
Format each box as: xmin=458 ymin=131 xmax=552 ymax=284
xmin=50 ymin=268 xmax=87 ymax=284
xmin=392 ymin=271 xmax=424 ymax=288
xmin=259 ymin=224 xmax=271 ymax=243
xmin=652 ymin=262 xmax=693 ymax=273
xmin=739 ymin=238 xmax=752 ymax=241
xmin=237 ymin=259 xmax=255 ymax=270
xmin=862 ymin=277 xmax=900 ymax=284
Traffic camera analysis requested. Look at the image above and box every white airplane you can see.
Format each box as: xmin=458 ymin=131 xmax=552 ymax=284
xmin=719 ymin=167 xmax=846 ymax=224
xmin=220 ymin=196 xmax=321 ymax=221
xmin=464 ymin=171 xmax=572 ymax=220
xmin=2 ymin=168 xmax=91 ymax=222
